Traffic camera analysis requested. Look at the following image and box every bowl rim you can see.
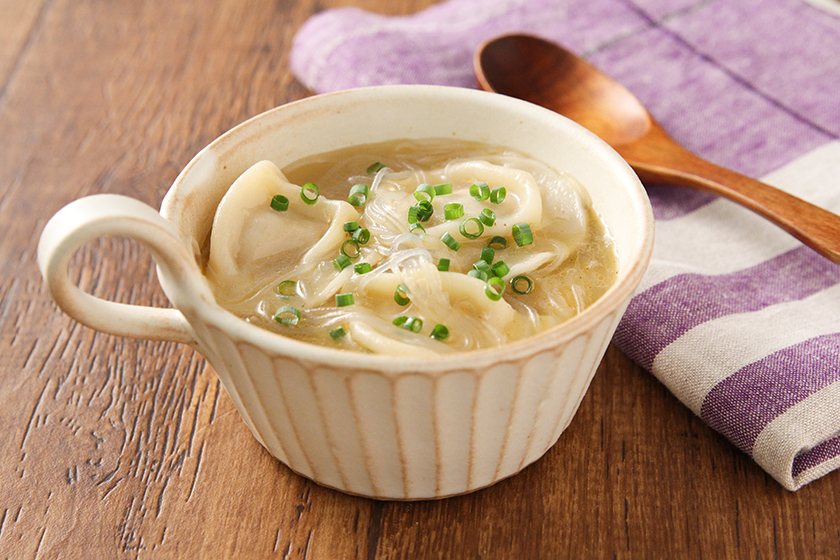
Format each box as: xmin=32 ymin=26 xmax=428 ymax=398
xmin=162 ymin=85 xmax=655 ymax=373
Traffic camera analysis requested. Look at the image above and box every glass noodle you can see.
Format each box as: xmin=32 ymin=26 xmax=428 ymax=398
xmin=203 ymin=139 xmax=617 ymax=355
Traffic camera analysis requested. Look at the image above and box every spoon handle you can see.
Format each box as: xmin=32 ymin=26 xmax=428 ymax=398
xmin=630 ymin=154 xmax=840 ymax=265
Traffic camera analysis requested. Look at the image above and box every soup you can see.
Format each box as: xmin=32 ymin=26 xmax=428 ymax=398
xmin=204 ymin=139 xmax=617 ymax=355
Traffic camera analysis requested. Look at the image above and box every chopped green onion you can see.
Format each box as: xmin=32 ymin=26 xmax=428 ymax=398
xmin=430 ymin=324 xmax=450 ymax=340
xmin=341 ymin=239 xmax=361 ymax=259
xmin=512 ymin=223 xmax=534 ymax=246
xmin=511 ymin=275 xmax=534 ymax=294
xmin=490 ymin=187 xmax=506 ymax=204
xmin=330 ymin=326 xmax=347 ymax=339
xmin=367 ymin=162 xmax=386 ymax=174
xmin=468 ymin=269 xmax=490 ymax=281
xmin=488 ymin=236 xmax=508 ymax=249
xmin=479 ymin=208 xmax=496 ymax=227
xmin=491 ymin=260 xmax=510 ymax=278
xmin=335 ymin=293 xmax=355 ymax=307
xmin=472 ymin=260 xmax=492 ymax=276
xmin=394 ymin=316 xmax=423 ymax=333
xmin=333 ymin=254 xmax=352 ymax=271
xmin=433 ymin=183 xmax=452 ymax=195
xmin=354 ymin=262 xmax=372 ymax=274
xmin=437 ymin=258 xmax=450 ymax=271
xmin=413 ymin=184 xmax=435 ymax=202
xmin=270 ymin=195 xmax=289 ymax=212
xmin=470 ymin=182 xmax=490 ymax=201
xmin=485 ymin=277 xmax=505 ymax=301
xmin=408 ymin=200 xmax=433 ymax=223
xmin=441 ymin=232 xmax=461 ymax=251
xmin=344 ymin=221 xmax=360 ymax=232
xmin=444 ymin=203 xmax=464 ymax=220
xmin=409 ymin=222 xmax=426 ymax=238
xmin=459 ymin=217 xmax=484 ymax=239
xmin=348 ymin=183 xmax=370 ymax=206
xmin=480 ymin=247 xmax=495 ymax=264
xmin=301 ymin=183 xmax=319 ymax=205
xmin=394 ymin=285 xmax=410 ymax=306
xmin=275 ymin=280 xmax=297 ymax=297
xmin=273 ymin=305 xmax=301 ymax=325
xmin=407 ymin=206 xmax=420 ymax=223
xmin=353 ymin=228 xmax=370 ymax=244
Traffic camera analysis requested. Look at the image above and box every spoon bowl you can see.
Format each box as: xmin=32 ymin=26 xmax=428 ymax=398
xmin=475 ymin=34 xmax=840 ymax=265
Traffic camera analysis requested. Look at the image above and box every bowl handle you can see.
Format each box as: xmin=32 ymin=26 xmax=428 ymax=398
xmin=38 ymin=194 xmax=205 ymax=346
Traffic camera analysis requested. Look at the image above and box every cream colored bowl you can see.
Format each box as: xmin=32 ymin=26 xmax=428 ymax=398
xmin=38 ymin=85 xmax=654 ymax=499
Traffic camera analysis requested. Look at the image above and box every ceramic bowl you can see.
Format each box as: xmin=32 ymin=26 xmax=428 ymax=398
xmin=38 ymin=85 xmax=654 ymax=499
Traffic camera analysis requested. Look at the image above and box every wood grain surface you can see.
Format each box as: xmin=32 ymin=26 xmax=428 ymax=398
xmin=1 ymin=0 xmax=838 ymax=558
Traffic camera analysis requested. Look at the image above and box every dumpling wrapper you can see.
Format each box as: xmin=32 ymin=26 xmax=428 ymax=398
xmin=207 ymin=160 xmax=360 ymax=301
xmin=419 ymin=160 xmax=543 ymax=242
xmin=358 ymin=271 xmax=516 ymax=328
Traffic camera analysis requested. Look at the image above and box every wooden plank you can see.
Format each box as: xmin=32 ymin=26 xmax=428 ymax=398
xmin=0 ymin=0 xmax=838 ymax=558
xmin=0 ymin=0 xmax=50 ymax=95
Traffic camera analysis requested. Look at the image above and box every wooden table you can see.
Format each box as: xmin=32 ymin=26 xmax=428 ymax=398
xmin=1 ymin=0 xmax=838 ymax=557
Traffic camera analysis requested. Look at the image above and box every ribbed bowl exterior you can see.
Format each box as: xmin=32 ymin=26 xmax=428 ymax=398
xmin=192 ymin=306 xmax=624 ymax=500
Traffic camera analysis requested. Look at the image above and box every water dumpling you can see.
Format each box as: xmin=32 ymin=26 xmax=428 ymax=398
xmin=207 ymin=160 xmax=360 ymax=302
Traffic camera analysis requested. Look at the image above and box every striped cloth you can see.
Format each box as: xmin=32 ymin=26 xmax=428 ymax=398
xmin=289 ymin=0 xmax=840 ymax=490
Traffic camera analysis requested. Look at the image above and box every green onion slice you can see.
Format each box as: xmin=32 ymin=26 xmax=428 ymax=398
xmin=343 ymin=221 xmax=360 ymax=232
xmin=354 ymin=262 xmax=372 ymax=274
xmin=441 ymin=232 xmax=461 ymax=251
xmin=407 ymin=206 xmax=420 ymax=223
xmin=353 ymin=228 xmax=371 ymax=244
xmin=459 ymin=217 xmax=484 ymax=239
xmin=470 ymin=182 xmax=490 ymax=201
xmin=485 ymin=277 xmax=505 ymax=301
xmin=367 ymin=161 xmax=386 ymax=174
xmin=341 ymin=239 xmax=361 ymax=259
xmin=333 ymin=254 xmax=352 ymax=271
xmin=488 ymin=236 xmax=508 ymax=249
xmin=335 ymin=293 xmax=355 ymax=307
xmin=329 ymin=326 xmax=347 ymax=339
xmin=480 ymin=247 xmax=495 ymax=264
xmin=393 ymin=316 xmax=423 ymax=333
xmin=409 ymin=222 xmax=426 ymax=237
xmin=433 ymin=183 xmax=452 ymax=195
xmin=490 ymin=186 xmax=506 ymax=204
xmin=468 ymin=269 xmax=490 ymax=281
xmin=275 ymin=280 xmax=297 ymax=297
xmin=394 ymin=285 xmax=410 ymax=306
xmin=430 ymin=324 xmax=450 ymax=340
xmin=437 ymin=258 xmax=450 ymax=272
xmin=479 ymin=208 xmax=496 ymax=227
xmin=273 ymin=305 xmax=301 ymax=325
xmin=348 ymin=183 xmax=370 ymax=206
xmin=512 ymin=222 xmax=534 ymax=246
xmin=413 ymin=184 xmax=435 ymax=202
xmin=444 ymin=203 xmax=464 ymax=220
xmin=491 ymin=260 xmax=510 ymax=278
xmin=301 ymin=182 xmax=319 ymax=205
xmin=472 ymin=260 xmax=492 ymax=276
xmin=511 ymin=275 xmax=534 ymax=294
xmin=408 ymin=201 xmax=433 ymax=223
xmin=270 ymin=194 xmax=289 ymax=212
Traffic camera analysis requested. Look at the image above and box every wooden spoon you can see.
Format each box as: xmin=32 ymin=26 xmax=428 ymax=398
xmin=475 ymin=34 xmax=840 ymax=265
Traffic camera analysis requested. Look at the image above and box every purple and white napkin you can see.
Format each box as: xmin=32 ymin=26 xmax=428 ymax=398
xmin=290 ymin=0 xmax=840 ymax=490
